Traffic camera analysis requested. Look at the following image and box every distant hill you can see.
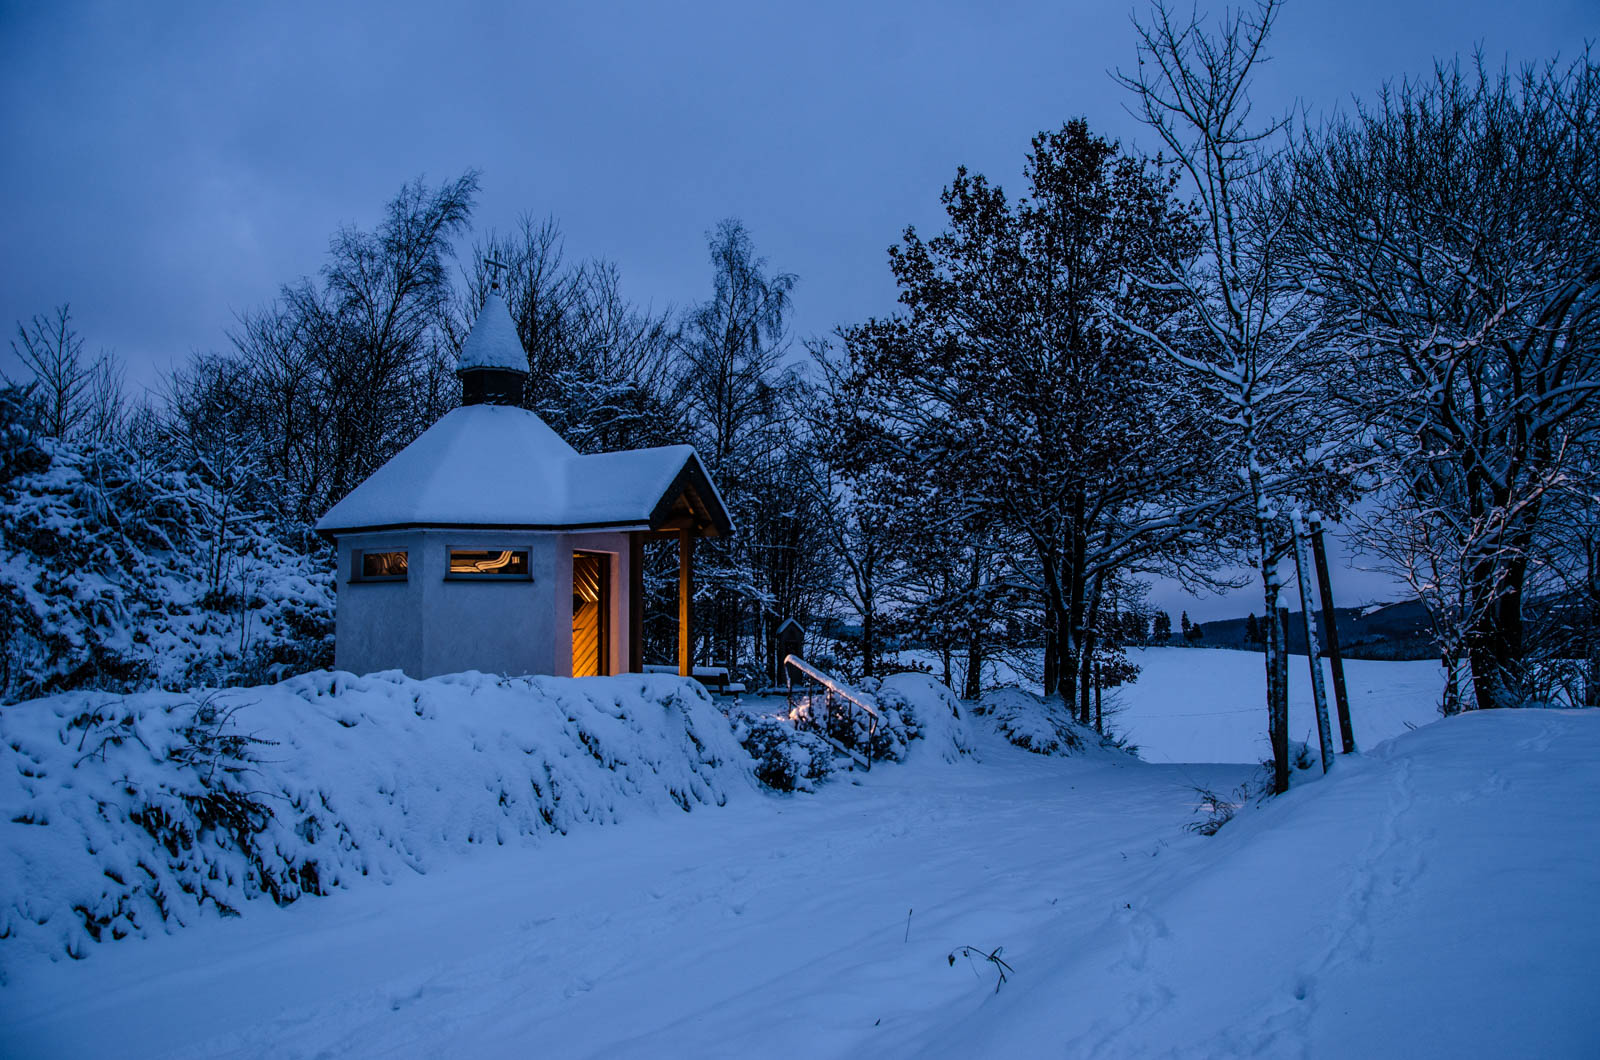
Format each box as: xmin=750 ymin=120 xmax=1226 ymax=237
xmin=1177 ymin=599 xmax=1436 ymax=661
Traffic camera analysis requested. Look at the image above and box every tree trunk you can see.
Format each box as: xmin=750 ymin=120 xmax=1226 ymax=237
xmin=1466 ymin=551 xmax=1528 ymax=709
xmin=1441 ymin=650 xmax=1462 ymax=716
xmin=963 ymin=552 xmax=984 ymax=700
xmin=861 ymin=601 xmax=876 ymax=680
xmin=1043 ymin=623 xmax=1058 ymax=697
xmin=1270 ymin=604 xmax=1289 ymax=792
xmin=1250 ymin=463 xmax=1289 ymax=794
xmin=1094 ymin=661 xmax=1103 ymax=734
xmin=1077 ymin=574 xmax=1104 ymax=726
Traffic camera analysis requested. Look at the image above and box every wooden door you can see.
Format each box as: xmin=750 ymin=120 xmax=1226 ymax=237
xmin=571 ymin=552 xmax=609 ymax=677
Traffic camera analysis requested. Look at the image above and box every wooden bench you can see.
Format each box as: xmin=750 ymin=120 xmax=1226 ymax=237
xmin=641 ymin=664 xmax=741 ymax=696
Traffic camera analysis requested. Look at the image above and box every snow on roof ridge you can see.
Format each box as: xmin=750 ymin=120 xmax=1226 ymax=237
xmin=314 ymin=406 xmax=732 ymax=534
xmin=456 ymin=291 xmax=529 ymax=374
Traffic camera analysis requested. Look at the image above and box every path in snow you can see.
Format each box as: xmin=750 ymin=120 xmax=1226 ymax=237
xmin=905 ymin=709 xmax=1600 ymax=1058
xmin=2 ymin=730 xmax=1243 ymax=1058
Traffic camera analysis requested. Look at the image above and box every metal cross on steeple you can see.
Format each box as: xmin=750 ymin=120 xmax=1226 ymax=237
xmin=484 ymin=256 xmax=510 ymax=291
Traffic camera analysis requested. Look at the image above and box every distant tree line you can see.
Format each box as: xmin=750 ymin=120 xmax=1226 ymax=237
xmin=4 ymin=0 xmax=1596 ymax=755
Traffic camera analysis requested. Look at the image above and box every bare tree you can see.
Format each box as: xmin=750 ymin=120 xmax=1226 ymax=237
xmin=679 ymin=219 xmax=798 ymax=671
xmin=1289 ymin=56 xmax=1600 ymax=709
xmin=223 ymin=172 xmax=479 ymax=521
xmin=1114 ymin=0 xmax=1348 ymax=791
xmin=9 ymin=304 xmax=123 ymax=442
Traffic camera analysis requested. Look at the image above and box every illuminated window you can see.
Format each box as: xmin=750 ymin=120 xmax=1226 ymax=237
xmin=448 ymin=548 xmax=531 ymax=579
xmin=355 ymin=550 xmax=408 ymax=582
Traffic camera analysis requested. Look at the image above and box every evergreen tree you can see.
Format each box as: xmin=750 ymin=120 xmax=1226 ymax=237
xmin=1153 ymin=611 xmax=1173 ymax=641
xmin=839 ymin=120 xmax=1224 ymax=722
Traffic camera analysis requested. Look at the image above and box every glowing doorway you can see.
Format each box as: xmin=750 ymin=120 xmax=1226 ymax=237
xmin=571 ymin=552 xmax=609 ymax=677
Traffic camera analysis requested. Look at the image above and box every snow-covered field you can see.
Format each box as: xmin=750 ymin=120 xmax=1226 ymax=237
xmin=4 ymin=653 xmax=1596 ymax=1058
xmin=1103 ymin=647 xmax=1445 ymax=763
xmin=917 ymin=646 xmax=1446 ymax=764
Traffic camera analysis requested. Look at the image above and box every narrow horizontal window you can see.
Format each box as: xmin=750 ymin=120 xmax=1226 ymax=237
xmin=355 ymin=550 xmax=408 ymax=582
xmin=448 ymin=548 xmax=531 ymax=579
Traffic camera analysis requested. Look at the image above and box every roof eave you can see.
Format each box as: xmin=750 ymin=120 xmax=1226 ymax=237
xmin=316 ymin=518 xmax=654 ymax=542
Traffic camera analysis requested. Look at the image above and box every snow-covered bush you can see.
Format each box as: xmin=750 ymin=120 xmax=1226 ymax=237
xmin=877 ymin=673 xmax=971 ymax=763
xmin=978 ymin=687 xmax=1128 ymax=758
xmin=811 ymin=675 xmax=912 ymax=763
xmin=734 ymin=714 xmax=835 ymax=792
xmin=0 ymin=671 xmax=752 ymax=977
xmin=0 ymin=390 xmax=332 ymax=703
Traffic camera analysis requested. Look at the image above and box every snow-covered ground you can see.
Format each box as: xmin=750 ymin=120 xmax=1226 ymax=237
xmin=4 ymin=655 xmax=1596 ymax=1058
xmin=1104 ymin=647 xmax=1445 ymax=763
xmin=918 ymin=645 xmax=1444 ymax=763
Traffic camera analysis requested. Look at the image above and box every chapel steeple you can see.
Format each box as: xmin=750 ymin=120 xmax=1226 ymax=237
xmin=456 ymin=268 xmax=529 ymax=406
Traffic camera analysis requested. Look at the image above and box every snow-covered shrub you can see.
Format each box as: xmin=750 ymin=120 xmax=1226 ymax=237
xmin=816 ymin=675 xmax=912 ymax=763
xmin=0 ymin=391 xmax=332 ymax=703
xmin=878 ymin=672 xmax=971 ymax=763
xmin=981 ymin=688 xmax=1082 ymax=754
xmin=979 ymin=687 xmax=1128 ymax=758
xmin=0 ymin=671 xmax=753 ymax=977
xmin=734 ymin=714 xmax=834 ymax=792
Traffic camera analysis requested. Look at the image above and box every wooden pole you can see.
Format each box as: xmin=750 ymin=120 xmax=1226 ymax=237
xmin=1270 ymin=604 xmax=1290 ymax=793
xmin=678 ymin=529 xmax=693 ymax=677
xmin=1292 ymin=513 xmax=1335 ymax=773
xmin=1309 ymin=515 xmax=1356 ymax=753
xmin=628 ymin=533 xmax=644 ymax=674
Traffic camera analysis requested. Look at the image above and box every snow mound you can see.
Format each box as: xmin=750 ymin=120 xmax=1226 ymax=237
xmin=978 ymin=687 xmax=1132 ymax=759
xmin=0 ymin=670 xmax=752 ymax=977
xmin=877 ymin=672 xmax=972 ymax=763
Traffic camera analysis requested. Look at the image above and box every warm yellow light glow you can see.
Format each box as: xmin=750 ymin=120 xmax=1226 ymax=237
xmin=449 ymin=549 xmax=529 ymax=576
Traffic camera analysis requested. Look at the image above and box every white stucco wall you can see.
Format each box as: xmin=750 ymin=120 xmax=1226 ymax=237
xmin=333 ymin=528 xmax=635 ymax=680
xmin=333 ymin=531 xmax=425 ymax=676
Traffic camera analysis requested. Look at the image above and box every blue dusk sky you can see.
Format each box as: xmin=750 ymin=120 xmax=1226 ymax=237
xmin=1 ymin=0 xmax=1592 ymax=617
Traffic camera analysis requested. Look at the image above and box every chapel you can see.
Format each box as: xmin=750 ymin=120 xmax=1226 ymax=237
xmin=316 ymin=286 xmax=731 ymax=679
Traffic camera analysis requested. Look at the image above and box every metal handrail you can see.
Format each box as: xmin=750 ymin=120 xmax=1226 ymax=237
xmin=782 ymin=654 xmax=879 ymax=769
xmin=782 ymin=654 xmax=881 ymax=720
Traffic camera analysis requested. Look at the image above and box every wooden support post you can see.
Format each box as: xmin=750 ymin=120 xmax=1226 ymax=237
xmin=1292 ymin=513 xmax=1336 ymax=774
xmin=628 ymin=533 xmax=644 ymax=674
xmin=1309 ymin=515 xmax=1356 ymax=753
xmin=678 ymin=529 xmax=693 ymax=677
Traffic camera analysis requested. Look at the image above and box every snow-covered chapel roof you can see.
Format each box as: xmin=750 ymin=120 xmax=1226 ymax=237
xmin=318 ymin=291 xmax=731 ymax=538
xmin=455 ymin=291 xmax=528 ymax=374
xmin=315 ymin=405 xmax=732 ymax=536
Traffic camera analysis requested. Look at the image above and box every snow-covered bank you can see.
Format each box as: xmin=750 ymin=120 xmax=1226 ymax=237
xmin=0 ymin=670 xmax=753 ymax=977
xmin=977 ymin=647 xmax=1445 ymax=763
xmin=4 ymin=709 xmax=1594 ymax=1058
xmin=907 ymin=708 xmax=1600 ymax=1058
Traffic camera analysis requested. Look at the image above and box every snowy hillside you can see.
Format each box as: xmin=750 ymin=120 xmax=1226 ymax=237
xmin=906 ymin=709 xmax=1600 ymax=1058
xmin=3 ymin=703 xmax=1594 ymax=1057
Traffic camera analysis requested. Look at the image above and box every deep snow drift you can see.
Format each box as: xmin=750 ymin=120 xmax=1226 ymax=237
xmin=0 ymin=670 xmax=753 ymax=976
